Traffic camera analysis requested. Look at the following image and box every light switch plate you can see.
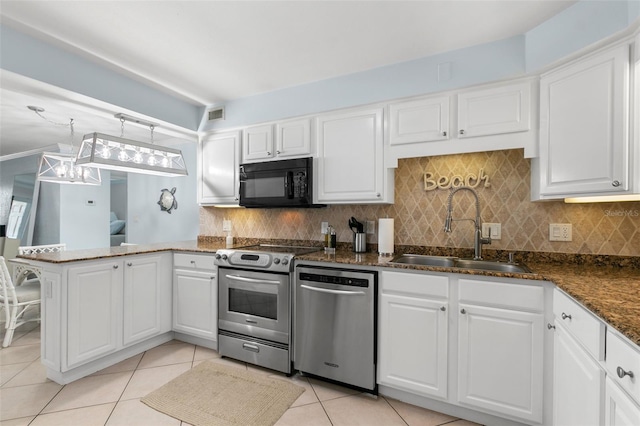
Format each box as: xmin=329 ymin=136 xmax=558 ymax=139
xmin=549 ymin=223 xmax=572 ymax=241
xmin=222 ymin=219 xmax=232 ymax=232
xmin=482 ymin=223 xmax=501 ymax=240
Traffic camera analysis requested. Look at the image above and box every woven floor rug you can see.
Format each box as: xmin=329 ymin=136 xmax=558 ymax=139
xmin=141 ymin=361 xmax=305 ymax=426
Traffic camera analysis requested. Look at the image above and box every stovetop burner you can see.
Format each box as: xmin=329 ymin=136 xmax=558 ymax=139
xmin=214 ymin=244 xmax=321 ymax=272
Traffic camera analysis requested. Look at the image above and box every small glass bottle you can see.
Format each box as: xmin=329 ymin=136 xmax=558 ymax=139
xmin=328 ymin=227 xmax=336 ymax=254
xmin=324 ymin=225 xmax=331 ymax=252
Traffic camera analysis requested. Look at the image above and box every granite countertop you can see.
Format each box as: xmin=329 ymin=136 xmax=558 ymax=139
xmin=19 ymin=239 xmax=640 ymax=346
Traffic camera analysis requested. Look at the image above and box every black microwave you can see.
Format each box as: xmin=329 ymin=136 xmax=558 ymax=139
xmin=239 ymin=157 xmax=326 ymax=208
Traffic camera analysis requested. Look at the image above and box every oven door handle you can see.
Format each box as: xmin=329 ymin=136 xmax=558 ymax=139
xmin=300 ymin=284 xmax=365 ymax=296
xmin=225 ymin=274 xmax=282 ymax=285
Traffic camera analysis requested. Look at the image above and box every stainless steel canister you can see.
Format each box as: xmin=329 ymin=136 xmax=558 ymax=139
xmin=353 ymin=232 xmax=366 ymax=253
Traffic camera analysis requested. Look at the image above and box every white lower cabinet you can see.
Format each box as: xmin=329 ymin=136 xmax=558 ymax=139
xmin=66 ymin=253 xmax=171 ymax=370
xmin=552 ymin=289 xmax=606 ymax=425
xmin=553 ymin=322 xmax=605 ymax=425
xmin=605 ymin=377 xmax=640 ymax=425
xmin=457 ymin=278 xmax=544 ymax=424
xmin=172 ymin=253 xmax=217 ymax=341
xmin=378 ymin=271 xmax=449 ymax=399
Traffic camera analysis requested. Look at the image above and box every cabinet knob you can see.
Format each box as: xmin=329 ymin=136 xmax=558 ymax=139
xmin=267 ymin=151 xmax=272 ymax=156
xmin=127 ymin=262 xmax=132 ymax=267
xmin=235 ymin=197 xmax=239 ymax=201
xmin=460 ymin=308 xmax=466 ymax=314
xmin=210 ymin=276 xmax=215 ymax=280
xmin=442 ymin=131 xmax=447 ymax=137
xmin=113 ymin=265 xmax=119 ymax=269
xmin=440 ymin=306 xmax=446 ymax=311
xmin=561 ymin=312 xmax=572 ymax=320
xmin=547 ymin=323 xmax=556 ymax=330
xmin=617 ymin=366 xmax=634 ymax=379
xmin=376 ymin=193 xmax=381 ymax=198
xmin=459 ymin=129 xmax=465 ymax=135
xmin=190 ymin=260 xmax=196 ymax=264
xmin=612 ymin=180 xmax=621 ymax=187
xmin=276 ymin=150 xmax=281 ymax=155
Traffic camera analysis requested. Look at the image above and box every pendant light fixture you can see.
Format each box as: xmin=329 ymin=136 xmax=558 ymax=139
xmin=75 ymin=114 xmax=188 ymax=177
xmin=34 ymin=108 xmax=102 ymax=185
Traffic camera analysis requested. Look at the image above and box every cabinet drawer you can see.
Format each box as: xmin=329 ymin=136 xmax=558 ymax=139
xmin=553 ymin=289 xmax=605 ymax=360
xmin=606 ymin=330 xmax=640 ymax=406
xmin=173 ymin=253 xmax=216 ymax=270
xmin=381 ymin=270 xmax=449 ymax=299
xmin=458 ymin=278 xmax=544 ymax=311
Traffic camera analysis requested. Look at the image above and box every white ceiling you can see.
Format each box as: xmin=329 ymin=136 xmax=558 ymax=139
xmin=0 ymin=0 xmax=577 ymax=157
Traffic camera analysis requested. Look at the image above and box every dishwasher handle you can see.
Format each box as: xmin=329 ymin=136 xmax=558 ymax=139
xmin=300 ymin=284 xmax=366 ymax=296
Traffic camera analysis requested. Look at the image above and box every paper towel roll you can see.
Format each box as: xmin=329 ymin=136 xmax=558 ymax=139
xmin=378 ymin=218 xmax=394 ymax=255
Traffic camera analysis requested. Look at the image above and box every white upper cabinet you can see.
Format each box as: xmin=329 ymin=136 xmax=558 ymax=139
xmin=198 ymin=131 xmax=241 ymax=205
xmin=315 ymin=107 xmax=393 ymax=203
xmin=457 ymin=81 xmax=531 ymax=138
xmin=389 ymin=96 xmax=450 ymax=145
xmin=536 ymin=43 xmax=630 ymax=198
xmin=242 ymin=124 xmax=273 ymax=161
xmin=242 ymin=119 xmax=312 ymax=163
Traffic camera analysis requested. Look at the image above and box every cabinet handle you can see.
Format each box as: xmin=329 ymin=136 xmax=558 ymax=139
xmin=547 ymin=323 xmax=556 ymax=330
xmin=617 ymin=366 xmax=634 ymax=379
xmin=459 ymin=129 xmax=465 ymax=135
xmin=612 ymin=180 xmax=621 ymax=187
xmin=460 ymin=308 xmax=466 ymax=314
xmin=190 ymin=260 xmax=196 ymax=264
xmin=442 ymin=131 xmax=447 ymax=137
xmin=113 ymin=265 xmax=119 ymax=269
xmin=210 ymin=276 xmax=215 ymax=280
xmin=276 ymin=150 xmax=281 ymax=155
xmin=127 ymin=262 xmax=132 ymax=267
xmin=267 ymin=151 xmax=272 ymax=156
xmin=561 ymin=312 xmax=572 ymax=320
xmin=440 ymin=306 xmax=446 ymax=311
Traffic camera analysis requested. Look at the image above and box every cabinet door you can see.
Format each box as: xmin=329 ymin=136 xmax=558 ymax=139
xmin=123 ymin=254 xmax=171 ymax=347
xmin=539 ymin=44 xmax=629 ymax=196
xmin=553 ymin=323 xmax=604 ymax=426
xmin=199 ymin=131 xmax=241 ymax=205
xmin=275 ymin=118 xmax=312 ymax=158
xmin=316 ymin=107 xmax=385 ymax=203
xmin=389 ymin=96 xmax=450 ymax=145
xmin=378 ymin=293 xmax=448 ymax=399
xmin=243 ymin=124 xmax=274 ymax=162
xmin=605 ymin=377 xmax=640 ymax=426
xmin=173 ymin=269 xmax=217 ymax=340
xmin=457 ymin=81 xmax=530 ymax=138
xmin=457 ymin=303 xmax=543 ymax=423
xmin=67 ymin=260 xmax=122 ymax=370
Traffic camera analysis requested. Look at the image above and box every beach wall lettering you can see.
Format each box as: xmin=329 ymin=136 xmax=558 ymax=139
xmin=423 ymin=168 xmax=491 ymax=191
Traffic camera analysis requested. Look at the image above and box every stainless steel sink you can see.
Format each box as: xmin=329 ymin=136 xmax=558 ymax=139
xmin=389 ymin=254 xmax=457 ymax=267
xmin=389 ymin=254 xmax=533 ymax=274
xmin=454 ymin=259 xmax=532 ymax=274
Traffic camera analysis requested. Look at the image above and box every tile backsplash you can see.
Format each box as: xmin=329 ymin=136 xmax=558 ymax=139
xmin=200 ymin=149 xmax=640 ymax=256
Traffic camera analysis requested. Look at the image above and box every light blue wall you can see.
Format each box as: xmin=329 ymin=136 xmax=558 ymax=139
xmin=0 ymin=24 xmax=204 ymax=131
xmin=200 ymin=36 xmax=526 ymax=131
xmin=126 ymin=140 xmax=198 ymax=244
xmin=525 ymin=0 xmax=634 ymax=72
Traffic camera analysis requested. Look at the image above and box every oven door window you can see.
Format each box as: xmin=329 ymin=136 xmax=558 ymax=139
xmin=229 ymin=288 xmax=278 ymax=320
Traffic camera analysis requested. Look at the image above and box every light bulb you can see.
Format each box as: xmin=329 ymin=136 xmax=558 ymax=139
xmin=133 ymin=150 xmax=143 ymax=164
xmin=118 ymin=147 xmax=128 ymax=161
xmin=100 ymin=143 xmax=110 ymax=158
xmin=148 ymin=155 xmax=157 ymax=166
xmin=161 ymin=155 xmax=170 ymax=167
xmin=56 ymin=165 xmax=67 ymax=177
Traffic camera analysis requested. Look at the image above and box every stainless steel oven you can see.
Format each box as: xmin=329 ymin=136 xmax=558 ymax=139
xmin=215 ymin=244 xmax=320 ymax=374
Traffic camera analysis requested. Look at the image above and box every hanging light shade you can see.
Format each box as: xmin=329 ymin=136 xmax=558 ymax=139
xmin=75 ymin=132 xmax=188 ymax=177
xmin=38 ymin=152 xmax=102 ymax=185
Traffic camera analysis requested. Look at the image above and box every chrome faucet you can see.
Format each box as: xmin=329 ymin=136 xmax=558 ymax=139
xmin=444 ymin=186 xmax=491 ymax=260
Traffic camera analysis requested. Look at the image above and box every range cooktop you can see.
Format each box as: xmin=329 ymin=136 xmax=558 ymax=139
xmin=214 ymin=244 xmax=321 ymax=272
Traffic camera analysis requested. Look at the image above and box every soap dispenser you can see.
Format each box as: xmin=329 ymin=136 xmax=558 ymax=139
xmin=226 ymin=231 xmax=234 ymax=247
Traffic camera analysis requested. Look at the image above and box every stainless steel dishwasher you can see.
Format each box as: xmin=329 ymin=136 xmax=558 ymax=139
xmin=294 ymin=264 xmax=377 ymax=393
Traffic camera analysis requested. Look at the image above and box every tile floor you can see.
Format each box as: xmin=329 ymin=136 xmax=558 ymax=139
xmin=0 ymin=323 xmax=482 ymax=426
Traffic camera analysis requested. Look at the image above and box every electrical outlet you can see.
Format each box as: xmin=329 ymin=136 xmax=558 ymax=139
xmin=321 ymin=222 xmax=328 ymax=234
xmin=549 ymin=223 xmax=572 ymax=241
xmin=482 ymin=223 xmax=501 ymax=240
xmin=222 ymin=219 xmax=232 ymax=232
xmin=366 ymin=220 xmax=375 ymax=234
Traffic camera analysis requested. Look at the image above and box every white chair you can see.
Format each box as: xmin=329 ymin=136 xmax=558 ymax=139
xmin=0 ymin=256 xmax=41 ymax=347
xmin=15 ymin=243 xmax=66 ymax=284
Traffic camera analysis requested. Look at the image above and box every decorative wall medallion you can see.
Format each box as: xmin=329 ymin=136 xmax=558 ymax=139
xmin=158 ymin=187 xmax=178 ymax=214
xmin=423 ymin=168 xmax=491 ymax=191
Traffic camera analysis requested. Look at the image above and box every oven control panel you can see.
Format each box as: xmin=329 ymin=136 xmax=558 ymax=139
xmin=214 ymin=249 xmax=293 ymax=272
